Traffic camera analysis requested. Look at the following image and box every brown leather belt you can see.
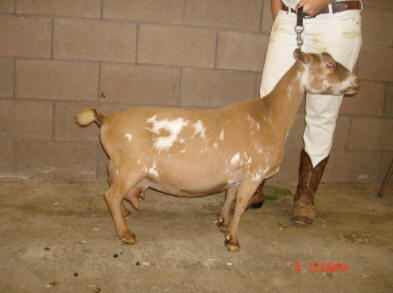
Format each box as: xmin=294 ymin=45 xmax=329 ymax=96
xmin=281 ymin=1 xmax=361 ymax=18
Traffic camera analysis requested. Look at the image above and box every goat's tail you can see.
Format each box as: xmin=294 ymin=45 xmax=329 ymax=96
xmin=75 ymin=108 xmax=105 ymax=127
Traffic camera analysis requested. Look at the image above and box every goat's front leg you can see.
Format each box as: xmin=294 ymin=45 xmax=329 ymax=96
xmin=104 ymin=173 xmax=141 ymax=245
xmin=218 ymin=187 xmax=238 ymax=233
xmin=224 ymin=179 xmax=261 ymax=252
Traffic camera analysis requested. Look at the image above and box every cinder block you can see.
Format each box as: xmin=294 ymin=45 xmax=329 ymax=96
xmin=184 ymin=0 xmax=261 ymax=32
xmin=377 ymin=152 xmax=393 ymax=184
xmin=180 ymin=68 xmax=256 ymax=108
xmin=138 ymin=25 xmax=216 ymax=68
xmin=261 ymin=0 xmax=273 ymax=33
xmin=17 ymin=0 xmax=101 ymax=18
xmin=15 ymin=141 xmax=97 ymax=179
xmin=269 ymin=147 xmax=300 ymax=183
xmin=54 ymin=18 xmax=136 ymax=62
xmin=97 ymin=146 xmax=109 ymax=179
xmin=0 ymin=58 xmax=13 ymax=97
xmin=362 ymin=8 xmax=393 ymax=46
xmin=103 ymin=0 xmax=184 ymax=24
xmin=0 ymin=132 xmax=16 ymax=177
xmin=332 ymin=116 xmax=351 ymax=150
xmin=16 ymin=60 xmax=99 ymax=101
xmin=324 ymin=150 xmax=377 ymax=183
xmin=55 ymin=102 xmax=100 ymax=142
xmin=386 ymin=84 xmax=393 ymax=118
xmin=0 ymin=99 xmax=52 ymax=140
xmin=0 ymin=15 xmax=51 ymax=58
xmin=340 ymin=81 xmax=385 ymax=116
xmin=0 ymin=0 xmax=14 ymax=13
xmin=358 ymin=46 xmax=393 ymax=82
xmin=365 ymin=0 xmax=393 ymax=9
xmin=349 ymin=118 xmax=393 ymax=151
xmin=217 ymin=31 xmax=268 ymax=71
xmin=100 ymin=64 xmax=180 ymax=105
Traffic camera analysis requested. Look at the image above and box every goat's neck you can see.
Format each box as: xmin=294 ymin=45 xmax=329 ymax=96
xmin=259 ymin=63 xmax=304 ymax=134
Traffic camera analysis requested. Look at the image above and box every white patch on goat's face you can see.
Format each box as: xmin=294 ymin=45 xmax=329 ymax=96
xmin=219 ymin=129 xmax=224 ymax=141
xmin=231 ymin=153 xmax=240 ymax=166
xmin=124 ymin=133 xmax=132 ymax=141
xmin=192 ymin=120 xmax=206 ymax=139
xmin=148 ymin=162 xmax=159 ymax=178
xmin=147 ymin=116 xmax=189 ymax=152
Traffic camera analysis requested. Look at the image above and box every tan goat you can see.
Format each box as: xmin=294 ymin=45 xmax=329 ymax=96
xmin=76 ymin=49 xmax=359 ymax=251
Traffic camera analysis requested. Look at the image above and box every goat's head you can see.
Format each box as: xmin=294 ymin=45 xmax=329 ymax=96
xmin=294 ymin=48 xmax=360 ymax=96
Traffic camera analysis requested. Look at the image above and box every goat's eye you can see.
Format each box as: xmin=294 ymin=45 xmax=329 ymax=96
xmin=327 ymin=63 xmax=335 ymax=69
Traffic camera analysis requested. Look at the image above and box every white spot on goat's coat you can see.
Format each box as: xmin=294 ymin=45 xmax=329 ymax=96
xmin=192 ymin=120 xmax=206 ymax=139
xmin=148 ymin=162 xmax=159 ymax=178
xmin=124 ymin=133 xmax=132 ymax=141
xmin=251 ymin=167 xmax=269 ymax=182
xmin=246 ymin=114 xmax=260 ymax=130
xmin=231 ymin=153 xmax=240 ymax=166
xmin=147 ymin=116 xmax=188 ymax=152
xmin=219 ymin=129 xmax=224 ymax=141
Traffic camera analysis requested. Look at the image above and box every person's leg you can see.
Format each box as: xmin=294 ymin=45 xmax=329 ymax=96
xmin=292 ymin=10 xmax=362 ymax=224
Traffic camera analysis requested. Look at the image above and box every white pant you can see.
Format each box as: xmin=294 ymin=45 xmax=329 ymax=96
xmin=260 ymin=8 xmax=362 ymax=167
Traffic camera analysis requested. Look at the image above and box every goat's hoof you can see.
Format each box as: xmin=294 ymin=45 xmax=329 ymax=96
xmin=217 ymin=217 xmax=228 ymax=233
xmin=121 ymin=230 xmax=137 ymax=245
xmin=224 ymin=234 xmax=240 ymax=252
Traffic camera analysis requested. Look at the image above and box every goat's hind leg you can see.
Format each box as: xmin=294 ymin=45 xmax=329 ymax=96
xmin=108 ymin=160 xmax=131 ymax=218
xmin=217 ymin=187 xmax=238 ymax=233
xmin=104 ymin=171 xmax=142 ymax=245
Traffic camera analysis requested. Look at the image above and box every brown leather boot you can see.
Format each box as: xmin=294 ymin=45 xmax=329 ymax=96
xmin=248 ymin=180 xmax=265 ymax=209
xmin=292 ymin=149 xmax=329 ymax=226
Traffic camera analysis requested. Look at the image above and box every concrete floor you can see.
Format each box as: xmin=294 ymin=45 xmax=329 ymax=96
xmin=0 ymin=179 xmax=392 ymax=293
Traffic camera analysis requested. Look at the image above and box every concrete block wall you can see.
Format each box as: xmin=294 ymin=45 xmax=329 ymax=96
xmin=0 ymin=0 xmax=392 ymax=184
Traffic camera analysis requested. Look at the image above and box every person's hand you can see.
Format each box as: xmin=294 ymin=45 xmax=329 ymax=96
xmin=297 ymin=0 xmax=333 ymax=17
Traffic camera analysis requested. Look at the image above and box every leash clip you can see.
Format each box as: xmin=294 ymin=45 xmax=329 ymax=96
xmin=294 ymin=7 xmax=304 ymax=48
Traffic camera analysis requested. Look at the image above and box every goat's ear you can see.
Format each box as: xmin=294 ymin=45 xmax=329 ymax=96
xmin=294 ymin=48 xmax=309 ymax=65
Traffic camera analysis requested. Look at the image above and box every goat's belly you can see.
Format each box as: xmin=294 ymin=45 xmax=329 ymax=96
xmin=137 ymin=178 xmax=231 ymax=197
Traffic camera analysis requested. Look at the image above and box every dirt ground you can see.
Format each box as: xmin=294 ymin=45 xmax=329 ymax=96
xmin=0 ymin=179 xmax=392 ymax=293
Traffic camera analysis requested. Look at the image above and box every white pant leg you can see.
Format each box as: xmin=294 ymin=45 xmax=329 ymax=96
xmin=302 ymin=10 xmax=362 ymax=166
xmin=260 ymin=10 xmax=362 ymax=167
xmin=260 ymin=11 xmax=298 ymax=97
